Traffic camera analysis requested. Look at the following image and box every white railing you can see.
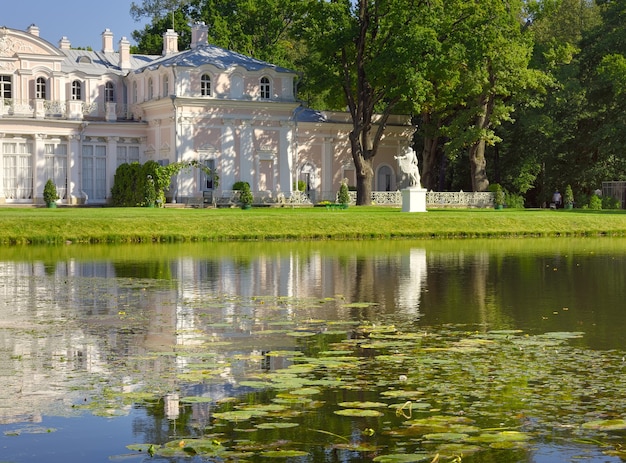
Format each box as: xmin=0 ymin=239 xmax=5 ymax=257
xmin=327 ymin=190 xmax=494 ymax=208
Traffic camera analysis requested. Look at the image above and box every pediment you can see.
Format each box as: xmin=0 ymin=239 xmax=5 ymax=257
xmin=0 ymin=27 xmax=65 ymax=59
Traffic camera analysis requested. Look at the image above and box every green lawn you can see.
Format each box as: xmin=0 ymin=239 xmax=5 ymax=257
xmin=1 ymin=206 xmax=626 ymax=245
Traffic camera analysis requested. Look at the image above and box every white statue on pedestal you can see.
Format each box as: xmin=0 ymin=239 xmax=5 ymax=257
xmin=395 ymin=146 xmax=421 ymax=188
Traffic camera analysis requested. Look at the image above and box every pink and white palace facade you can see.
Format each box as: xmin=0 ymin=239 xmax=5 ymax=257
xmin=0 ymin=23 xmax=412 ymax=205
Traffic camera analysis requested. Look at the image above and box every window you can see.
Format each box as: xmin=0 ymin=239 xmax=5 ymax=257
xmin=44 ymin=143 xmax=68 ymax=199
xmin=3 ymin=141 xmax=33 ymax=199
xmin=36 ymin=77 xmax=46 ymax=99
xmin=163 ymin=75 xmax=169 ymax=97
xmin=147 ymin=77 xmax=153 ymax=100
xmin=203 ymin=159 xmax=216 ymax=190
xmin=132 ymin=81 xmax=137 ymax=103
xmin=201 ymin=74 xmax=211 ymax=96
xmin=260 ymin=76 xmax=271 ymax=99
xmin=116 ymin=145 xmax=140 ymax=167
xmin=105 ymin=82 xmax=115 ymax=102
xmin=72 ymin=80 xmax=82 ymax=100
xmin=0 ymin=75 xmax=12 ymax=99
xmin=82 ymin=144 xmax=107 ymax=201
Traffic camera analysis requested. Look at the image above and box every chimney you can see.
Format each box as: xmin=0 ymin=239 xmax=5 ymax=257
xmin=27 ymin=24 xmax=40 ymax=37
xmin=119 ymin=37 xmax=131 ymax=71
xmin=191 ymin=22 xmax=208 ymax=49
xmin=162 ymin=29 xmax=178 ymax=55
xmin=58 ymin=37 xmax=71 ymax=50
xmin=102 ymin=28 xmax=114 ymax=53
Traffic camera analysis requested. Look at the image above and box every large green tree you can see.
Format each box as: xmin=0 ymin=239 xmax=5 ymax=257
xmin=297 ymin=0 xmax=439 ymax=205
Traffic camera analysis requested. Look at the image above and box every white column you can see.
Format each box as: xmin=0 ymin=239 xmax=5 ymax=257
xmin=68 ymin=134 xmax=81 ymax=204
xmin=240 ymin=120 xmax=254 ymax=187
xmin=107 ymin=137 xmax=118 ymax=202
xmin=34 ymin=134 xmax=46 ymax=204
xmin=278 ymin=121 xmax=294 ymax=194
xmin=322 ymin=137 xmax=334 ymax=201
xmin=221 ymin=122 xmax=237 ymax=190
xmin=0 ymin=133 xmax=4 ymax=203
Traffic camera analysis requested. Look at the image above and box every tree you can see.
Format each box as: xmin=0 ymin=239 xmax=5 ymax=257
xmin=297 ymin=0 xmax=437 ymax=205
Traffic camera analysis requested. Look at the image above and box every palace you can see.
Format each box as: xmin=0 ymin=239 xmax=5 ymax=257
xmin=0 ymin=23 xmax=412 ymax=205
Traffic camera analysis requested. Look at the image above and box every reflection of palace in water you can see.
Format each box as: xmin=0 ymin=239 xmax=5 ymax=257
xmin=0 ymin=248 xmax=428 ymax=424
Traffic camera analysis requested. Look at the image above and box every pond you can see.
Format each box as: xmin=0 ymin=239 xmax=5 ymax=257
xmin=1 ymin=238 xmax=626 ymax=462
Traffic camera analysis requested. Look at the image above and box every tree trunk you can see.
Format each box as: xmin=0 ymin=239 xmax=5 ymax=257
xmin=356 ymin=159 xmax=374 ymax=205
xmin=469 ymin=138 xmax=489 ymax=191
xmin=421 ymin=135 xmax=440 ymax=191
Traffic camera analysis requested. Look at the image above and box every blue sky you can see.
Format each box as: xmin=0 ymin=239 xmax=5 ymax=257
xmin=2 ymin=0 xmax=149 ymax=49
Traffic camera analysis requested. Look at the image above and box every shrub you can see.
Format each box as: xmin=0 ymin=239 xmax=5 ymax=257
xmin=490 ymin=184 xmax=505 ymax=207
xmin=43 ymin=179 xmax=59 ymax=204
xmin=588 ymin=194 xmax=602 ymax=210
xmin=239 ymin=182 xmax=253 ymax=206
xmin=337 ymin=181 xmax=350 ymax=205
xmin=111 ymin=162 xmax=143 ymax=206
xmin=564 ymin=185 xmax=574 ymax=206
xmin=294 ymin=180 xmax=306 ymax=192
xmin=232 ymin=181 xmax=250 ymax=191
xmin=602 ymin=195 xmax=621 ymax=210
xmin=504 ymin=192 xmax=524 ymax=209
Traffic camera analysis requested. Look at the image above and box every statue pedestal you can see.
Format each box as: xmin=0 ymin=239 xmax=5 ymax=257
xmin=401 ymin=187 xmax=427 ymax=213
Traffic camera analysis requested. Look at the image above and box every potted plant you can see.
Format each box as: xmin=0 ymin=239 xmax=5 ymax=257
xmin=239 ymin=182 xmax=253 ymax=209
xmin=493 ymin=184 xmax=505 ymax=210
xmin=337 ymin=179 xmax=350 ymax=208
xmin=144 ymin=175 xmax=157 ymax=207
xmin=43 ymin=179 xmax=59 ymax=208
xmin=564 ymin=185 xmax=574 ymax=209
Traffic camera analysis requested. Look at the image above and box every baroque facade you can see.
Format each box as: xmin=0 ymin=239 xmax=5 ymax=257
xmin=0 ymin=23 xmax=412 ymax=205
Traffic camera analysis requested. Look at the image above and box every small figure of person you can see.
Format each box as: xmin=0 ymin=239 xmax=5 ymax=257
xmin=552 ymin=190 xmax=562 ymax=209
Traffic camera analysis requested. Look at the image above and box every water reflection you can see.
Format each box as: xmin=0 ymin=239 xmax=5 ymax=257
xmin=1 ymin=239 xmax=626 ymax=462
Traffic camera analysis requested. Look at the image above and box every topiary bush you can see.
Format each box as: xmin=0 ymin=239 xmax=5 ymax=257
xmin=588 ymin=194 xmax=602 ymax=210
xmin=111 ymin=162 xmax=143 ymax=206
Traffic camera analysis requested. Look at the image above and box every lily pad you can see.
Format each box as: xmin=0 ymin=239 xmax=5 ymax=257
xmin=582 ymin=419 xmax=626 ymax=431
xmin=260 ymin=450 xmax=309 ymax=458
xmin=334 ymin=408 xmax=384 ymax=417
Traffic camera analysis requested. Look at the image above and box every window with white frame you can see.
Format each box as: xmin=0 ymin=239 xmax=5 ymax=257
xmin=44 ymin=142 xmax=68 ymax=199
xmin=201 ymin=74 xmax=211 ymax=96
xmin=36 ymin=77 xmax=47 ymax=99
xmin=147 ymin=77 xmax=153 ymax=100
xmin=71 ymin=80 xmax=82 ymax=100
xmin=163 ymin=75 xmax=169 ymax=97
xmin=1 ymin=75 xmax=12 ymax=99
xmin=105 ymin=82 xmax=115 ymax=102
xmin=260 ymin=76 xmax=271 ymax=99
xmin=2 ymin=141 xmax=33 ymax=200
xmin=116 ymin=145 xmax=140 ymax=167
xmin=82 ymin=144 xmax=107 ymax=200
xmin=202 ymin=158 xmax=216 ymax=190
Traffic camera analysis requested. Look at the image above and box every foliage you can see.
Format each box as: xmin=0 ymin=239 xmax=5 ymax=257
xmin=491 ymin=184 xmax=505 ymax=207
xmin=337 ymin=180 xmax=350 ymax=206
xmin=238 ymin=182 xmax=253 ymax=207
xmin=43 ymin=179 xmax=59 ymax=204
xmin=564 ymin=185 xmax=574 ymax=206
xmin=588 ymin=194 xmax=602 ymax=210
xmin=294 ymin=180 xmax=306 ymax=192
xmin=232 ymin=181 xmax=249 ymax=191
xmin=112 ymin=160 xmax=216 ymax=206
xmin=504 ymin=192 xmax=525 ymax=209
xmin=602 ymin=195 xmax=621 ymax=210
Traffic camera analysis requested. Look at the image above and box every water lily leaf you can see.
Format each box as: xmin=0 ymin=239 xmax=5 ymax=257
xmin=180 ymin=396 xmax=213 ymax=403
xmin=422 ymin=432 xmax=469 ymax=442
xmin=334 ymin=408 xmax=384 ymax=417
xmin=372 ymin=453 xmax=432 ymax=462
xmin=260 ymin=449 xmax=309 ymax=458
xmin=255 ymin=422 xmax=299 ymax=429
xmin=582 ymin=419 xmax=626 ymax=431
xmin=466 ymin=431 xmax=530 ymax=444
xmin=338 ymin=401 xmax=388 ymax=408
xmin=290 ymin=387 xmax=321 ymax=396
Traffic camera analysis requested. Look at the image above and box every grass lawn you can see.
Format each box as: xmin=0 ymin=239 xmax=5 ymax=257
xmin=1 ymin=206 xmax=626 ymax=245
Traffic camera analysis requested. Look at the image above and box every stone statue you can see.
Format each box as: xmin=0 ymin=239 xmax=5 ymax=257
xmin=395 ymin=146 xmax=421 ymax=188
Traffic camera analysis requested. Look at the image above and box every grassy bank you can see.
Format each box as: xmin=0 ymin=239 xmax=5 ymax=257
xmin=2 ymin=206 xmax=626 ymax=245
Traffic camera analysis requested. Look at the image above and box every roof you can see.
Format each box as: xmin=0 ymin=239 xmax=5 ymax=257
xmin=136 ymin=43 xmax=296 ymax=75
xmin=61 ymin=49 xmax=158 ymax=75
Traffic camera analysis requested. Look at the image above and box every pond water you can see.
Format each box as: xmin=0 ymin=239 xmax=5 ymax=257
xmin=1 ymin=239 xmax=626 ymax=463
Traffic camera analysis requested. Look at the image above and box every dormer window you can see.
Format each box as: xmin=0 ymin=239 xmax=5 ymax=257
xmin=201 ymin=74 xmax=211 ymax=96
xmin=36 ymin=77 xmax=46 ymax=99
xmin=260 ymin=76 xmax=271 ymax=100
xmin=77 ymin=56 xmax=92 ymax=64
xmin=105 ymin=82 xmax=115 ymax=102
xmin=71 ymin=80 xmax=82 ymax=100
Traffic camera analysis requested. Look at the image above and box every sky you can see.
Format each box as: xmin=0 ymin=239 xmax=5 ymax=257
xmin=2 ymin=0 xmax=150 ymax=49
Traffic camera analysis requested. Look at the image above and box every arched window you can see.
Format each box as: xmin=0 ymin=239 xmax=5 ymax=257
xmin=71 ymin=80 xmax=82 ymax=101
xmin=36 ymin=77 xmax=47 ymax=99
xmin=105 ymin=82 xmax=115 ymax=102
xmin=260 ymin=76 xmax=271 ymax=99
xmin=147 ymin=77 xmax=153 ymax=100
xmin=163 ymin=75 xmax=169 ymax=97
xmin=201 ymin=74 xmax=211 ymax=96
